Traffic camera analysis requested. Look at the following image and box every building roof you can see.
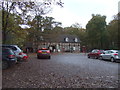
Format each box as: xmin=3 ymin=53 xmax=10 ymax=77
xmin=57 ymin=34 xmax=81 ymax=43
xmin=25 ymin=34 xmax=81 ymax=47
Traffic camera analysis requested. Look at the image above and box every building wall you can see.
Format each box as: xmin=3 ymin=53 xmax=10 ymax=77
xmin=38 ymin=42 xmax=81 ymax=52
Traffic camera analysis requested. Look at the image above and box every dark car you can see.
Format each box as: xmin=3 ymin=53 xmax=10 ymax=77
xmin=37 ymin=48 xmax=51 ymax=59
xmin=2 ymin=48 xmax=17 ymax=69
xmin=88 ymin=49 xmax=104 ymax=59
xmin=2 ymin=45 xmax=28 ymax=62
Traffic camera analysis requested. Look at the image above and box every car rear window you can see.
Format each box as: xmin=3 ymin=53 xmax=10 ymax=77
xmin=2 ymin=48 xmax=14 ymax=55
xmin=39 ymin=48 xmax=49 ymax=50
xmin=3 ymin=46 xmax=17 ymax=50
xmin=2 ymin=46 xmax=22 ymax=52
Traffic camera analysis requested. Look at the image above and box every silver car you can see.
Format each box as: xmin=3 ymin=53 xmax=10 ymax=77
xmin=99 ymin=50 xmax=120 ymax=62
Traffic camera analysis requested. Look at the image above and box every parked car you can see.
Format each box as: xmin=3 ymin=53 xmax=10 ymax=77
xmin=2 ymin=45 xmax=28 ymax=61
xmin=99 ymin=50 xmax=120 ymax=62
xmin=2 ymin=48 xmax=17 ymax=69
xmin=19 ymin=52 xmax=28 ymax=61
xmin=87 ymin=49 xmax=104 ymax=59
xmin=37 ymin=48 xmax=51 ymax=59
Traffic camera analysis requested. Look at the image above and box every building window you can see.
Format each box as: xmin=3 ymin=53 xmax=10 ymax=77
xmin=74 ymin=38 xmax=78 ymax=42
xmin=65 ymin=37 xmax=69 ymax=42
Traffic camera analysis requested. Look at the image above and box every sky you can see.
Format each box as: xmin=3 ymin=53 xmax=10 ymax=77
xmin=45 ymin=0 xmax=119 ymax=28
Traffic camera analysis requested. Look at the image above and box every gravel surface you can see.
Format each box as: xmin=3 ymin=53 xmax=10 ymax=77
xmin=2 ymin=53 xmax=119 ymax=88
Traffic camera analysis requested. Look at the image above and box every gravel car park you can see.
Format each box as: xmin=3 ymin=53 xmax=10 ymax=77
xmin=2 ymin=53 xmax=119 ymax=88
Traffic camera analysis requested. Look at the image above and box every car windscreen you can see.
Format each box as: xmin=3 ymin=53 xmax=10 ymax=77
xmin=118 ymin=50 xmax=120 ymax=52
xmin=100 ymin=50 xmax=104 ymax=53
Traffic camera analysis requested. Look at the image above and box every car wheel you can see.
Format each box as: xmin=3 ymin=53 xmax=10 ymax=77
xmin=94 ymin=56 xmax=97 ymax=59
xmin=88 ymin=55 xmax=90 ymax=58
xmin=37 ymin=56 xmax=40 ymax=59
xmin=99 ymin=56 xmax=103 ymax=60
xmin=48 ymin=56 xmax=51 ymax=59
xmin=111 ymin=57 xmax=115 ymax=62
xmin=2 ymin=61 xmax=9 ymax=70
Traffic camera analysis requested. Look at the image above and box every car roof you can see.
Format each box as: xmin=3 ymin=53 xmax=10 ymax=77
xmin=2 ymin=47 xmax=12 ymax=50
xmin=109 ymin=50 xmax=118 ymax=51
xmin=2 ymin=44 xmax=18 ymax=47
xmin=2 ymin=45 xmax=22 ymax=51
xmin=2 ymin=47 xmax=13 ymax=51
xmin=92 ymin=49 xmax=104 ymax=50
xmin=105 ymin=50 xmax=118 ymax=52
xmin=39 ymin=48 xmax=49 ymax=50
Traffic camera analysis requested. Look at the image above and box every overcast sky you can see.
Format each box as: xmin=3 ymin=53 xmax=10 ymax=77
xmin=45 ymin=0 xmax=119 ymax=28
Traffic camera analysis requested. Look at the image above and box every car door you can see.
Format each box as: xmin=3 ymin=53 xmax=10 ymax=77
xmin=94 ymin=50 xmax=99 ymax=58
xmin=91 ymin=50 xmax=96 ymax=58
xmin=118 ymin=50 xmax=120 ymax=59
xmin=102 ymin=51 xmax=109 ymax=59
xmin=105 ymin=51 xmax=112 ymax=59
xmin=89 ymin=50 xmax=94 ymax=57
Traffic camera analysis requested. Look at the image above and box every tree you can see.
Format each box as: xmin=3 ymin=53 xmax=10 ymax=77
xmin=43 ymin=16 xmax=62 ymax=30
xmin=107 ymin=14 xmax=119 ymax=49
xmin=43 ymin=26 xmax=63 ymax=42
xmin=71 ymin=23 xmax=82 ymax=28
xmin=1 ymin=1 xmax=35 ymax=44
xmin=118 ymin=12 xmax=120 ymax=49
xmin=64 ymin=25 xmax=86 ymax=47
xmin=2 ymin=11 xmax=27 ymax=46
xmin=1 ymin=0 xmax=64 ymax=44
xmin=86 ymin=14 xmax=107 ymax=49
